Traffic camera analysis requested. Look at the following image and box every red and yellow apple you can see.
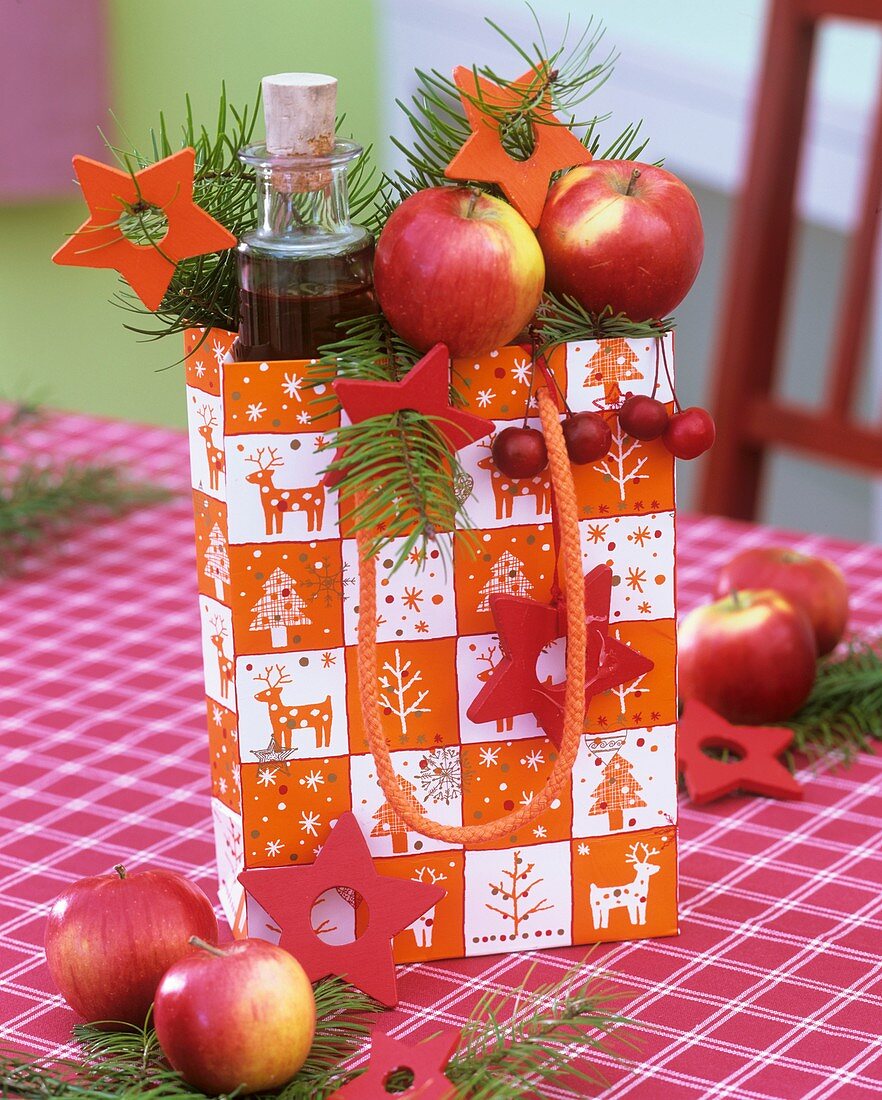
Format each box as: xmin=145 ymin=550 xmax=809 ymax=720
xmin=44 ymin=865 xmax=218 ymax=1025
xmin=716 ymin=548 xmax=849 ymax=656
xmin=154 ymin=938 xmax=315 ymax=1096
xmin=537 ymin=161 xmax=704 ymax=320
xmin=374 ymin=186 xmax=545 ymax=357
xmin=678 ymin=590 xmax=817 ymax=723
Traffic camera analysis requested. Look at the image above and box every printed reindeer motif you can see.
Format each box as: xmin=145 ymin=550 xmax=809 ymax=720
xmin=253 ymin=665 xmax=333 ymax=754
xmin=407 ymin=866 xmax=447 ymax=948
xmin=590 ymin=842 xmax=661 ymax=929
xmin=475 ymin=644 xmax=513 ymax=732
xmin=197 ymin=406 xmax=225 ymax=491
xmin=477 ymin=438 xmax=551 ymax=520
xmin=209 ymin=617 xmax=234 ymax=700
xmin=245 ymin=447 xmax=326 ymax=535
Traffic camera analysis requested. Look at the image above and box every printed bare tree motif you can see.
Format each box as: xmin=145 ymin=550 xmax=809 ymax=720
xmin=594 ymin=419 xmax=650 ymax=504
xmin=204 ymin=523 xmax=230 ymax=600
xmin=590 ymin=841 xmax=661 ymax=929
xmin=378 ymin=648 xmax=430 ymax=739
xmin=610 ymin=629 xmax=649 ymax=715
xmin=417 ymin=747 xmax=463 ymax=805
xmin=252 ymin=665 xmax=333 ymax=760
xmin=485 ymin=850 xmax=553 ymax=937
xmin=477 ymin=550 xmax=534 ymax=612
xmin=250 ymin=567 xmax=311 ymax=648
xmin=476 ymin=438 xmax=550 ymax=520
xmin=584 ymin=339 xmax=643 ymax=408
xmin=197 ymin=405 xmax=225 ymax=491
xmin=586 ymin=735 xmax=646 ymax=831
xmin=475 ymin=643 xmax=513 ymax=732
xmin=408 ymin=866 xmax=448 ymax=948
xmin=208 ymin=616 xmax=234 ymax=700
xmin=245 ymin=447 xmax=326 ymax=535
xmin=370 ymin=777 xmax=427 ymax=854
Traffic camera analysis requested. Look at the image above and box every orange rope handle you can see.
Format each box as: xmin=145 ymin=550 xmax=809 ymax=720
xmin=356 ymin=386 xmax=586 ymax=844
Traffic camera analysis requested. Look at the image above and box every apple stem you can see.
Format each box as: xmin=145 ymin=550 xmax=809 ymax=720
xmin=730 ymin=589 xmax=742 ymax=609
xmin=625 ymin=168 xmax=641 ymax=197
xmin=189 ymin=936 xmax=225 ymax=957
xmin=114 ymin=864 xmax=127 ymax=880
xmin=465 ymin=188 xmax=481 ymax=218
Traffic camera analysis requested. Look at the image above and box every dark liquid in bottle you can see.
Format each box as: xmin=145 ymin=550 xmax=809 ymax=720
xmin=235 ymin=239 xmax=378 ymax=362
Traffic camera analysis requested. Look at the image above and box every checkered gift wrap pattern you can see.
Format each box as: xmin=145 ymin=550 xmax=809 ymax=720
xmin=183 ymin=328 xmax=680 ymax=961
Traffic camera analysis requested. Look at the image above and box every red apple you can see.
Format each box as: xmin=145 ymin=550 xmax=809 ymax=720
xmin=679 ymin=590 xmax=817 ymax=723
xmin=44 ymin=865 xmax=218 ymax=1025
xmin=537 ymin=161 xmax=704 ymax=320
xmin=716 ymin=548 xmax=849 ymax=656
xmin=154 ymin=938 xmax=315 ymax=1095
xmin=374 ymin=186 xmax=545 ymax=357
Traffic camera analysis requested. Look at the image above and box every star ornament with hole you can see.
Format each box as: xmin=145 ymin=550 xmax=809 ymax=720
xmin=329 ymin=1029 xmax=460 ymax=1099
xmin=444 ymin=65 xmax=593 ymax=226
xmin=677 ymin=699 xmax=804 ymax=804
xmin=52 ymin=148 xmax=237 ymax=311
xmin=238 ymin=812 xmax=445 ymax=1007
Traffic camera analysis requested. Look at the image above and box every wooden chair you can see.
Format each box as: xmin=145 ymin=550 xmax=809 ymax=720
xmin=700 ymin=0 xmax=882 ymax=519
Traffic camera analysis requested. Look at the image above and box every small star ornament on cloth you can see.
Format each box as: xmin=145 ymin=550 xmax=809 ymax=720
xmin=238 ymin=812 xmax=445 ymax=1007
xmin=329 ymin=1029 xmax=460 ymax=1099
xmin=677 ymin=699 xmax=804 ymax=804
xmin=467 ymin=565 xmax=654 ymax=748
xmin=445 ymin=65 xmax=593 ymax=226
xmin=52 ymin=148 xmax=237 ymax=310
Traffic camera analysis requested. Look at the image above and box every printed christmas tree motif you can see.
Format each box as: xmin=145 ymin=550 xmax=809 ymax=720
xmin=590 ymin=841 xmax=661 ymax=929
xmin=370 ymin=777 xmax=427 ymax=854
xmin=485 ymin=850 xmax=553 ymax=938
xmin=610 ymin=628 xmax=649 ymax=716
xmin=408 ymin=866 xmax=448 ymax=948
xmin=417 ymin=746 xmax=465 ymax=805
xmin=477 ymin=550 xmax=534 ymax=612
xmin=593 ymin=419 xmax=649 ymax=504
xmin=249 ymin=567 xmax=311 ymax=649
xmin=584 ymin=339 xmax=643 ymax=408
xmin=475 ymin=643 xmax=513 ymax=732
xmin=378 ymin=648 xmax=430 ymax=740
xmin=586 ymin=735 xmax=646 ymax=831
xmin=196 ymin=405 xmax=225 ymax=491
xmin=204 ymin=523 xmax=230 ymax=600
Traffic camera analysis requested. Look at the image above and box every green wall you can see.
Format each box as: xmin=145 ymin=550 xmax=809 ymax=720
xmin=0 ymin=0 xmax=379 ymax=429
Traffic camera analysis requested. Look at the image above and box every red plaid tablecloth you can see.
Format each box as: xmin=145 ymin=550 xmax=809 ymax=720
xmin=1 ymin=410 xmax=880 ymax=1099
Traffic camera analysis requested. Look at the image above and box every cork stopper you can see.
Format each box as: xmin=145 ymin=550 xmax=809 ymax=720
xmin=263 ymin=73 xmax=337 ymax=157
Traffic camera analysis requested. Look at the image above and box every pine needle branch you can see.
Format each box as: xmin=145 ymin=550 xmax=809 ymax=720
xmin=536 ymin=292 xmax=676 ymax=348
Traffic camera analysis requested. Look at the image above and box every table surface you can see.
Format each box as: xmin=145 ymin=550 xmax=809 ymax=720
xmin=1 ymin=409 xmax=880 ymax=1100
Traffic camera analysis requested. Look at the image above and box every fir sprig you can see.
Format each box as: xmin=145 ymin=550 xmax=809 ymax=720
xmin=783 ymin=640 xmax=882 ymax=764
xmin=535 ymin=292 xmax=675 ymax=352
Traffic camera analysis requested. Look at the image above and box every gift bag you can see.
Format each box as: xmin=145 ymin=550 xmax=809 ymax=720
xmin=186 ymin=327 xmax=679 ymax=961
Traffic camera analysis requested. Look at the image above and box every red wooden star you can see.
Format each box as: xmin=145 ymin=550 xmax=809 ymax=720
xmin=237 ymin=812 xmax=445 ymax=1007
xmin=444 ymin=65 xmax=593 ymax=226
xmin=677 ymin=699 xmax=804 ymax=804
xmin=52 ymin=148 xmax=237 ymax=310
xmin=329 ymin=1029 xmax=459 ymax=1099
xmin=467 ymin=565 xmax=654 ymax=748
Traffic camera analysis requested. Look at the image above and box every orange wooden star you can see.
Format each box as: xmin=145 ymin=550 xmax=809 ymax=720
xmin=444 ymin=65 xmax=593 ymax=226
xmin=52 ymin=148 xmax=237 ymax=311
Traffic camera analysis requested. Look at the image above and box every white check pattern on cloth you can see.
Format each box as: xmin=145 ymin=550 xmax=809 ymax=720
xmin=0 ymin=408 xmax=880 ymax=1098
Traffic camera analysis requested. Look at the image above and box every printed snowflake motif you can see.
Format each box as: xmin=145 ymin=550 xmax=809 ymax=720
xmin=297 ymin=410 xmax=312 ymax=425
xmin=479 ymin=746 xmax=500 ymax=768
xmin=407 ymin=547 xmax=425 ymax=566
xmin=212 ymin=704 xmax=224 ymax=726
xmin=218 ymin=777 xmax=227 ymax=794
xmin=578 ymin=843 xmax=591 ymax=856
xmin=533 ymin=825 xmax=547 ymax=839
xmin=321 ymin=651 xmax=336 ymax=668
xmin=265 ymin=839 xmax=284 ymax=857
xmin=301 ymin=558 xmax=353 ymax=607
xmin=303 ymin=769 xmax=325 ymax=792
xmin=418 ymin=746 xmax=463 ymax=805
xmin=522 ymin=749 xmax=545 ymax=772
xmin=519 ymin=790 xmax=535 ymax=807
xmin=299 ymin=810 xmax=322 ymax=836
xmin=633 ymin=712 xmax=643 ymax=725
xmin=211 ymin=339 xmax=226 ymax=366
xmin=651 ymin=711 xmax=662 ymax=722
xmin=415 ymin=620 xmax=429 ymax=634
xmin=402 ymin=586 xmax=424 ymax=612
xmin=638 ymin=601 xmax=652 ymax=615
xmin=629 ymin=525 xmax=651 ymax=547
xmin=511 ymin=357 xmax=532 ymax=385
xmin=231 ymin=764 xmax=241 ymax=790
xmin=194 ymin=360 xmax=206 ymax=378
xmin=599 ymin=504 xmax=610 ymax=514
xmin=650 ymin=499 xmax=661 ymax=511
xmin=476 ymin=388 xmax=496 ymax=408
xmin=626 ymin=567 xmax=647 ymax=592
xmin=245 ymin=401 xmax=267 ymax=422
xmin=634 ymin=501 xmax=645 ymax=511
xmin=257 ymin=767 xmax=279 ymax=787
xmin=597 ymin=715 xmax=608 ymax=727
xmin=586 ymin=523 xmax=608 ymax=544
xmin=282 ymin=372 xmax=303 ymax=401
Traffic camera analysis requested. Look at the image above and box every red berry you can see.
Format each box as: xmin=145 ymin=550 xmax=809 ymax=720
xmin=562 ymin=411 xmax=612 ymax=463
xmin=618 ymin=395 xmax=669 ymax=440
xmin=491 ymin=426 xmax=548 ymax=478
xmin=662 ymin=406 xmax=716 ymax=459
